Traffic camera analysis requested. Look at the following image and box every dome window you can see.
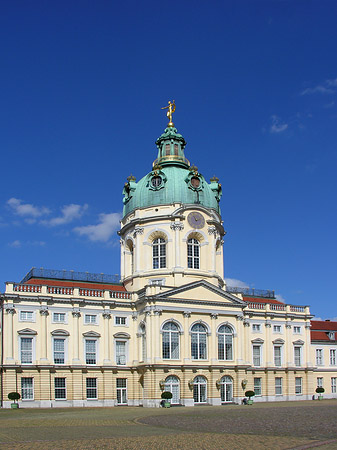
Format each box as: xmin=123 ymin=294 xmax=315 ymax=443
xmin=191 ymin=177 xmax=200 ymax=188
xmin=151 ymin=176 xmax=162 ymax=188
xmin=165 ymin=144 xmax=170 ymax=156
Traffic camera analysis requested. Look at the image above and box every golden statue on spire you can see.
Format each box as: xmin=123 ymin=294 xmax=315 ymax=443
xmin=161 ymin=100 xmax=176 ymax=127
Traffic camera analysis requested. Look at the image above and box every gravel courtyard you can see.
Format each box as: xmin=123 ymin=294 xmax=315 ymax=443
xmin=0 ymin=400 xmax=336 ymax=450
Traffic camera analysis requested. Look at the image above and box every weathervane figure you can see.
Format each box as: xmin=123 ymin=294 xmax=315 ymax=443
xmin=161 ymin=100 xmax=176 ymax=127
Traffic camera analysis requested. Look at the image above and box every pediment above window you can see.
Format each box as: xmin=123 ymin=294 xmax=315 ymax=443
xmin=83 ymin=331 xmax=101 ymax=338
xmin=113 ymin=332 xmax=130 ymax=339
xmin=18 ymin=328 xmax=37 ymax=335
xmin=273 ymin=338 xmax=285 ymax=344
xmin=51 ymin=329 xmax=70 ymax=336
xmin=293 ymin=339 xmax=305 ymax=345
xmin=251 ymin=338 xmax=264 ymax=344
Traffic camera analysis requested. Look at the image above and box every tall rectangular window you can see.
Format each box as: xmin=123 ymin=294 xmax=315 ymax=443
xmin=317 ymin=377 xmax=323 ymax=388
xmin=53 ymin=339 xmax=65 ymax=364
xmin=86 ymin=378 xmax=97 ymax=399
xmin=295 ymin=377 xmax=302 ymax=394
xmin=21 ymin=337 xmax=33 ymax=364
xmin=253 ymin=345 xmax=261 ymax=366
xmin=21 ymin=377 xmax=34 ymax=400
xmin=55 ymin=378 xmax=66 ymax=400
xmin=330 ymin=349 xmax=336 ymax=365
xmin=275 ymin=377 xmax=282 ymax=395
xmin=294 ymin=346 xmax=301 ymax=367
xmin=316 ymin=349 xmax=323 ymax=366
xmin=254 ymin=378 xmax=262 ymax=396
xmin=331 ymin=377 xmax=336 ymax=394
xmin=274 ymin=346 xmax=282 ymax=366
xmin=85 ymin=339 xmax=96 ymax=364
xmin=116 ymin=378 xmax=127 ymax=405
xmin=116 ymin=341 xmax=126 ymax=365
xmin=273 ymin=325 xmax=281 ymax=333
xmin=293 ymin=326 xmax=301 ymax=334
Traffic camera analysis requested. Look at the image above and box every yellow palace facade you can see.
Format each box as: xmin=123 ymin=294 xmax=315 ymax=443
xmin=0 ymin=110 xmax=335 ymax=408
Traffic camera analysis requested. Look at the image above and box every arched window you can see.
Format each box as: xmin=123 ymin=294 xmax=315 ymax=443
xmin=164 ymin=375 xmax=180 ymax=404
xmin=218 ymin=325 xmax=233 ymax=360
xmin=139 ymin=324 xmax=146 ymax=361
xmin=193 ymin=375 xmax=207 ymax=403
xmin=187 ymin=238 xmax=200 ymax=269
xmin=191 ymin=323 xmax=207 ymax=359
xmin=153 ymin=238 xmax=166 ymax=269
xmin=162 ymin=322 xmax=179 ymax=359
xmin=220 ymin=376 xmax=233 ymax=403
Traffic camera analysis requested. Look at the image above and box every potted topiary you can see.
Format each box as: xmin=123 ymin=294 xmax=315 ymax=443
xmin=8 ymin=392 xmax=21 ymax=409
xmin=245 ymin=390 xmax=255 ymax=405
xmin=316 ymin=387 xmax=325 ymax=400
xmin=161 ymin=391 xmax=173 ymax=408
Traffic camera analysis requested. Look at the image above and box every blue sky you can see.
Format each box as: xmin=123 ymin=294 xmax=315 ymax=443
xmin=1 ymin=0 xmax=337 ymax=319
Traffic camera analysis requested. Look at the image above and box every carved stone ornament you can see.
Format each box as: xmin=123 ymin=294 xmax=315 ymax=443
xmin=102 ymin=311 xmax=111 ymax=319
xmin=210 ymin=313 xmax=218 ymax=319
xmin=132 ymin=312 xmax=138 ymax=321
xmin=236 ymin=314 xmax=244 ymax=321
xmin=183 ymin=310 xmax=191 ymax=318
xmin=265 ymin=321 xmax=271 ymax=328
xmin=305 ymin=324 xmax=311 ymax=329
xmin=243 ymin=319 xmax=250 ymax=327
xmin=133 ymin=226 xmax=144 ymax=238
xmin=285 ymin=322 xmax=292 ymax=329
xmin=208 ymin=226 xmax=217 ymax=235
xmin=72 ymin=310 xmax=81 ymax=318
xmin=153 ymin=308 xmax=163 ymax=316
xmin=5 ymin=305 xmax=16 ymax=314
xmin=170 ymin=222 xmax=184 ymax=231
xmin=40 ymin=308 xmax=49 ymax=316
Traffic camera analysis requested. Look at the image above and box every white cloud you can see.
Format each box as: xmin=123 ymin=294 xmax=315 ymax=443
xmin=275 ymin=294 xmax=286 ymax=303
xmin=8 ymin=239 xmax=21 ymax=248
xmin=225 ymin=278 xmax=249 ymax=288
xmin=74 ymin=213 xmax=121 ymax=242
xmin=7 ymin=198 xmax=50 ymax=218
xmin=270 ymin=115 xmax=288 ymax=134
xmin=42 ymin=204 xmax=88 ymax=226
xmin=301 ymin=77 xmax=337 ymax=96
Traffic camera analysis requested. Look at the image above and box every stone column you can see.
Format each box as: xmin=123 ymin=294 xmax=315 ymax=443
xmin=72 ymin=310 xmax=81 ymax=364
xmin=133 ymin=227 xmax=144 ymax=273
xmin=210 ymin=313 xmax=218 ymax=363
xmin=102 ymin=311 xmax=111 ymax=364
xmin=153 ymin=308 xmax=162 ymax=362
xmin=183 ymin=311 xmax=191 ymax=364
xmin=120 ymin=238 xmax=125 ymax=279
xmin=40 ymin=308 xmax=49 ymax=362
xmin=145 ymin=309 xmax=152 ymax=363
xmin=285 ymin=321 xmax=292 ymax=366
xmin=5 ymin=306 xmax=15 ymax=362
xmin=236 ymin=314 xmax=244 ymax=364
xmin=243 ymin=319 xmax=250 ymax=365
xmin=265 ymin=320 xmax=272 ymax=367
xmin=170 ymin=222 xmax=184 ymax=269
xmin=208 ymin=226 xmax=217 ymax=272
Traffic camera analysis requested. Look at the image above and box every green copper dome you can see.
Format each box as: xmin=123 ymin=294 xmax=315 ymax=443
xmin=122 ymin=127 xmax=222 ymax=218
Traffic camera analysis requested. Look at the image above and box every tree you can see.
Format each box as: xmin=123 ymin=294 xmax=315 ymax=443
xmin=8 ymin=392 xmax=21 ymax=403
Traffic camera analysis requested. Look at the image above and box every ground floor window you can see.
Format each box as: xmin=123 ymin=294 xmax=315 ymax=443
xmin=86 ymin=378 xmax=97 ymax=399
xmin=317 ymin=377 xmax=323 ymax=388
xmin=295 ymin=377 xmax=302 ymax=395
xmin=254 ymin=377 xmax=262 ymax=396
xmin=331 ymin=377 xmax=336 ymax=394
xmin=21 ymin=377 xmax=34 ymax=400
xmin=275 ymin=377 xmax=282 ymax=395
xmin=55 ymin=378 xmax=66 ymax=400
xmin=193 ymin=376 xmax=207 ymax=403
xmin=164 ymin=375 xmax=180 ymax=404
xmin=116 ymin=378 xmax=127 ymax=405
xmin=220 ymin=376 xmax=233 ymax=403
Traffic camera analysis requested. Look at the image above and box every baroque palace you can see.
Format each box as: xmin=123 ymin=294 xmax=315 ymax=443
xmin=1 ymin=104 xmax=336 ymax=408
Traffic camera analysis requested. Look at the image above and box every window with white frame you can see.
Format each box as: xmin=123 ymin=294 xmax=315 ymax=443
xmin=86 ymin=378 xmax=97 ymax=399
xmin=115 ymin=316 xmax=127 ymax=326
xmin=116 ymin=340 xmax=126 ymax=365
xmin=21 ymin=377 xmax=34 ymax=400
xmin=218 ymin=325 xmax=233 ymax=360
xmin=330 ymin=349 xmax=336 ymax=365
xmin=55 ymin=378 xmax=66 ymax=400
xmin=20 ymin=311 xmax=34 ymax=322
xmin=21 ymin=337 xmax=33 ymax=364
xmin=85 ymin=339 xmax=97 ymax=364
xmin=191 ymin=323 xmax=207 ymax=359
xmin=254 ymin=378 xmax=262 ymax=396
xmin=116 ymin=378 xmax=127 ymax=404
xmin=162 ymin=322 xmax=180 ymax=359
xmin=193 ymin=375 xmax=207 ymax=403
xmin=273 ymin=325 xmax=282 ymax=333
xmin=293 ymin=326 xmax=301 ymax=334
xmin=253 ymin=345 xmax=262 ymax=366
xmin=252 ymin=324 xmax=261 ymax=332
xmin=316 ymin=348 xmax=323 ymax=365
xmin=152 ymin=237 xmax=166 ymax=269
xmin=53 ymin=312 xmax=66 ymax=323
xmin=53 ymin=338 xmax=65 ymax=364
xmin=275 ymin=377 xmax=282 ymax=395
xmin=164 ymin=376 xmax=180 ymax=404
xmin=317 ymin=377 xmax=323 ymax=388
xmin=331 ymin=377 xmax=336 ymax=394
xmin=295 ymin=377 xmax=302 ymax=394
xmin=294 ymin=346 xmax=302 ymax=367
xmin=187 ymin=238 xmax=200 ymax=269
xmin=85 ymin=314 xmax=97 ymax=325
xmin=274 ymin=345 xmax=282 ymax=366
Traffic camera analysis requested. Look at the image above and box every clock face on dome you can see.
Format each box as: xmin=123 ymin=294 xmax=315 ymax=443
xmin=187 ymin=212 xmax=205 ymax=229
